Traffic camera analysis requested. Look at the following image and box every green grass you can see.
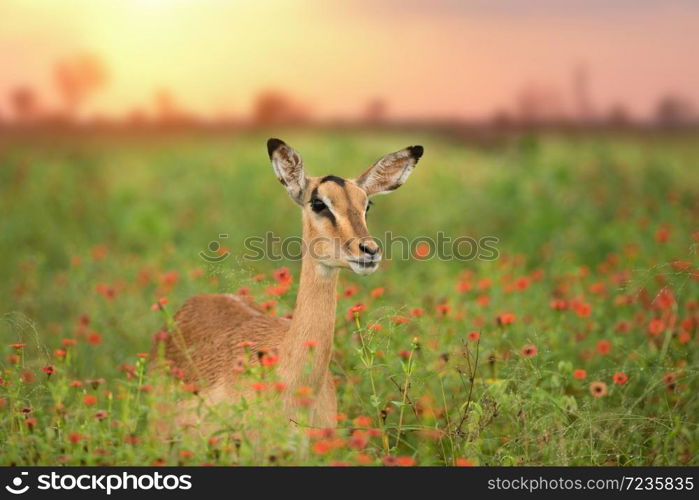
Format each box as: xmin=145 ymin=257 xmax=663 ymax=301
xmin=1 ymin=129 xmax=698 ymax=465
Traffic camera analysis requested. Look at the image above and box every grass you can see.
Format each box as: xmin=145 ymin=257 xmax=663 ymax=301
xmin=1 ymin=129 xmax=697 ymax=465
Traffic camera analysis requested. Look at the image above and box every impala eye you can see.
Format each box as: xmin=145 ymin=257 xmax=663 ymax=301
xmin=366 ymin=200 xmax=373 ymax=214
xmin=310 ymin=198 xmax=327 ymax=213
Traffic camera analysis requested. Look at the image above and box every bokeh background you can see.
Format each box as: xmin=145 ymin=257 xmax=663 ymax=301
xmin=1 ymin=0 xmax=698 ymax=465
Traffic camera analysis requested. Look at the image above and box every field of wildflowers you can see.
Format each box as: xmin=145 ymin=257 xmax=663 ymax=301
xmin=1 ymin=130 xmax=698 ymax=465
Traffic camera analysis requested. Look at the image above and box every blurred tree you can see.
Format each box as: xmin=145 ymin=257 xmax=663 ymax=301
xmin=53 ymin=53 xmax=108 ymax=118
xmin=516 ymin=84 xmax=565 ymax=125
xmin=607 ymin=103 xmax=632 ymax=127
xmin=655 ymin=94 xmax=694 ymax=127
xmin=154 ymin=89 xmax=179 ymax=123
xmin=572 ymin=63 xmax=594 ymax=124
xmin=9 ymin=86 xmax=40 ymax=122
xmin=364 ymin=98 xmax=387 ymax=124
xmin=253 ymin=90 xmax=308 ymax=125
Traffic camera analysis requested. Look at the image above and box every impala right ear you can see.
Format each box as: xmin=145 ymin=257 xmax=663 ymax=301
xmin=267 ymin=138 xmax=307 ymax=206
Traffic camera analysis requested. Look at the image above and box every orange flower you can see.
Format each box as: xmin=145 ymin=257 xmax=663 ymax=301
xmin=409 ymin=308 xmax=424 ymax=317
xmin=589 ymin=381 xmax=608 ymax=398
xmin=370 ymin=287 xmax=385 ymax=298
xmin=10 ymin=343 xmax=26 ymax=349
xmin=596 ymin=339 xmax=611 ymax=355
xmin=496 ymin=313 xmax=516 ymax=325
xmin=573 ymin=369 xmax=587 ymax=380
xmin=392 ymin=316 xmax=410 ymax=324
xmin=353 ymin=415 xmax=372 ymax=427
xmin=612 ymin=372 xmax=628 ymax=385
xmin=467 ymin=331 xmax=480 ymax=342
xmin=414 ymin=243 xmax=430 ymax=259
xmin=395 ymin=456 xmax=416 ymax=466
xmin=368 ymin=323 xmax=383 ymax=331
xmin=304 ymin=339 xmax=318 ymax=348
xmin=455 ymin=458 xmax=475 ymax=466
xmin=251 ymin=382 xmax=267 ymax=393
xmin=83 ymin=395 xmax=97 ymax=406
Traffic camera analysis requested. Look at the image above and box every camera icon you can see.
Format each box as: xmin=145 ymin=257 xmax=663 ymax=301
xmin=5 ymin=472 xmax=29 ymax=494
xmin=199 ymin=234 xmax=231 ymax=263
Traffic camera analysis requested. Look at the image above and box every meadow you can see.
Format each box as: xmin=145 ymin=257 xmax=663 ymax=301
xmin=1 ymin=128 xmax=697 ymax=465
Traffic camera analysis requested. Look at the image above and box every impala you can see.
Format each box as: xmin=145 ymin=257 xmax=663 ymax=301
xmin=159 ymin=138 xmax=423 ymax=429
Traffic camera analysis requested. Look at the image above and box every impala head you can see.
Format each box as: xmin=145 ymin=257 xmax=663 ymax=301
xmin=267 ymin=138 xmax=423 ymax=275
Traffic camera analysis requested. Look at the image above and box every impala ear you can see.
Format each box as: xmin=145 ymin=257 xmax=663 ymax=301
xmin=267 ymin=138 xmax=307 ymax=205
xmin=354 ymin=145 xmax=423 ymax=196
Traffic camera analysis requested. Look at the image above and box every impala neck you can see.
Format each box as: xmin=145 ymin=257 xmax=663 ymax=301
xmin=281 ymin=232 xmax=338 ymax=390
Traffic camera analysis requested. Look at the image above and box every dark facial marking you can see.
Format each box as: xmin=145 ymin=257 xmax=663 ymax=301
xmin=309 ymin=187 xmax=336 ymax=226
xmin=320 ymin=175 xmax=346 ymax=187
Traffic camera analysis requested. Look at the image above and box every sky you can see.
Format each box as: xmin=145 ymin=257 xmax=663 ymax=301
xmin=1 ymin=0 xmax=698 ymax=121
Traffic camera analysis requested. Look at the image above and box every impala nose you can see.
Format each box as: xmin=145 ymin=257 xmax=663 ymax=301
xmin=359 ymin=240 xmax=380 ymax=256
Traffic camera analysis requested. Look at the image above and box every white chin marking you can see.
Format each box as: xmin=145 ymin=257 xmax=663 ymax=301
xmin=350 ymin=261 xmax=379 ymax=275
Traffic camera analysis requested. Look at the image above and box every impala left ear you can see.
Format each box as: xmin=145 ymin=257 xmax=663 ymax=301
xmin=353 ymin=145 xmax=423 ymax=196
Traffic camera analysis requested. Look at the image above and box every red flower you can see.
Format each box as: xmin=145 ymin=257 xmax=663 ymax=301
xmin=10 ymin=343 xmax=26 ymax=349
xmin=409 ymin=308 xmax=424 ymax=317
xmin=273 ymin=267 xmax=292 ymax=284
xmin=456 ymin=281 xmax=472 ymax=293
xmin=435 ymin=303 xmax=451 ymax=316
xmin=467 ymin=331 xmax=480 ymax=342
xmin=87 ymin=332 xmax=103 ymax=345
xmin=261 ymin=353 xmax=280 ymax=367
xmin=496 ymin=313 xmax=516 ymax=325
xmin=348 ymin=303 xmax=367 ymax=315
xmin=150 ymin=297 xmax=169 ymax=311
xmin=83 ymin=395 xmax=97 ymax=406
xmin=304 ymin=339 xmax=318 ymax=348
xmin=392 ymin=316 xmax=410 ymax=324
xmin=550 ymin=299 xmax=567 ymax=310
xmin=520 ymin=344 xmax=537 ymax=358
xmin=370 ymin=287 xmax=384 ymax=298
xmin=368 ymin=323 xmax=383 ymax=331
xmin=62 ymin=338 xmax=77 ymax=347
xmin=648 ymin=319 xmax=665 ymax=336
xmin=596 ymin=339 xmax=611 ymax=355
xmin=68 ymin=432 xmax=82 ymax=444
xmin=573 ymin=369 xmax=587 ymax=380
xmin=251 ymin=382 xmax=266 ymax=393
xmin=612 ymin=372 xmax=628 ymax=385
xmin=42 ymin=365 xmax=56 ymax=375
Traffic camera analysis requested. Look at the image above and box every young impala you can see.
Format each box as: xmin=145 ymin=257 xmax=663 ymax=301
xmin=159 ymin=138 xmax=423 ymax=429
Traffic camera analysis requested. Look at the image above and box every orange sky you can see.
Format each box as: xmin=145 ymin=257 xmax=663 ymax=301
xmin=1 ymin=0 xmax=698 ymax=120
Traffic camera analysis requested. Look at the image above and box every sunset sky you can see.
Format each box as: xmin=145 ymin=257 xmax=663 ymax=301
xmin=1 ymin=0 xmax=698 ymax=121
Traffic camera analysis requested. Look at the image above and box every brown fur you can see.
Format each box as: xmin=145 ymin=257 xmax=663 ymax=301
xmin=154 ymin=139 xmax=422 ymax=431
